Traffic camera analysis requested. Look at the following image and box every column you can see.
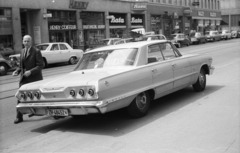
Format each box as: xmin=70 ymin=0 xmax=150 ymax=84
xmin=12 ymin=8 xmax=22 ymax=53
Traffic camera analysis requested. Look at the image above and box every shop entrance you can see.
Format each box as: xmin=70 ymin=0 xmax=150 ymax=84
xmin=49 ymin=30 xmax=77 ymax=48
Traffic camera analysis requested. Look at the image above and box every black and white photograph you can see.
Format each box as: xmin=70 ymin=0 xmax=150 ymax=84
xmin=0 ymin=0 xmax=239 ymax=153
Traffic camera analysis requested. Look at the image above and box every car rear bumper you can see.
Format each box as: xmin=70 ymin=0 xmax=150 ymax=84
xmin=16 ymin=101 xmax=108 ymax=116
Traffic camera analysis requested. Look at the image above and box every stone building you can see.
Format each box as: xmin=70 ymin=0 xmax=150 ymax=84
xmin=220 ymin=0 xmax=240 ymax=31
xmin=0 ymin=0 xmax=221 ymax=53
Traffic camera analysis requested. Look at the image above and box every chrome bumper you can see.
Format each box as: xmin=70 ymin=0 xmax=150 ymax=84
xmin=16 ymin=101 xmax=108 ymax=116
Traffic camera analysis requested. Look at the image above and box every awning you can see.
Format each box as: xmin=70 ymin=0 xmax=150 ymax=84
xmin=220 ymin=20 xmax=228 ymax=25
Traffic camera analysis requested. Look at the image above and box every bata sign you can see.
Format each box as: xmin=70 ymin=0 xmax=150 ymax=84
xmin=111 ymin=17 xmax=124 ymax=23
xmin=109 ymin=13 xmax=126 ymax=26
xmin=131 ymin=17 xmax=142 ymax=23
xmin=49 ymin=25 xmax=77 ymax=30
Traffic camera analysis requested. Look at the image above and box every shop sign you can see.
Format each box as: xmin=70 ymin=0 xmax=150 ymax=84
xmin=43 ymin=13 xmax=52 ymax=18
xmin=173 ymin=12 xmax=179 ymax=19
xmin=69 ymin=0 xmax=88 ymax=9
xmin=198 ymin=11 xmax=204 ymax=17
xmin=49 ymin=25 xmax=77 ymax=30
xmin=210 ymin=12 xmax=217 ymax=17
xmin=83 ymin=25 xmax=105 ymax=29
xmin=151 ymin=16 xmax=161 ymax=24
xmin=131 ymin=14 xmax=144 ymax=26
xmin=109 ymin=13 xmax=126 ymax=26
xmin=132 ymin=3 xmax=147 ymax=10
xmin=183 ymin=7 xmax=192 ymax=16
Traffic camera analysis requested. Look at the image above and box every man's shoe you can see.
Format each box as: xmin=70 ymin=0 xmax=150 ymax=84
xmin=14 ymin=118 xmax=23 ymax=124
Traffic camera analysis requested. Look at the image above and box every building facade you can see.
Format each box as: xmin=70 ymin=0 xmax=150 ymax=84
xmin=220 ymin=0 xmax=240 ymax=31
xmin=0 ymin=0 xmax=221 ymax=53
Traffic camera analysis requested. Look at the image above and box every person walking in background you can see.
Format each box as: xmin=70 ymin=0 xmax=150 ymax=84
xmin=12 ymin=35 xmax=44 ymax=124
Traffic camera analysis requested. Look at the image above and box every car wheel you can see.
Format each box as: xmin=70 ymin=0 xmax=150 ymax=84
xmin=0 ymin=63 xmax=8 ymax=75
xmin=192 ymin=69 xmax=206 ymax=92
xmin=69 ymin=57 xmax=77 ymax=65
xmin=127 ymin=91 xmax=150 ymax=118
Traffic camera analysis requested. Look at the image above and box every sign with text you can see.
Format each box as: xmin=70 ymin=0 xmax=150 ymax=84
xmin=49 ymin=24 xmax=77 ymax=30
xmin=109 ymin=13 xmax=126 ymax=26
xmin=131 ymin=14 xmax=144 ymax=26
xmin=69 ymin=0 xmax=88 ymax=9
xmin=132 ymin=3 xmax=147 ymax=11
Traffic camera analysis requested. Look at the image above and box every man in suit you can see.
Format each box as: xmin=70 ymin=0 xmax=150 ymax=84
xmin=12 ymin=35 xmax=44 ymax=124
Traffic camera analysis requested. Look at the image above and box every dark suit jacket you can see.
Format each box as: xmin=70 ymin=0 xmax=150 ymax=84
xmin=16 ymin=46 xmax=44 ymax=87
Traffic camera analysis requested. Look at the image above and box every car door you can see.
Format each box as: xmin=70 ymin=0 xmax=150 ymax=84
xmin=147 ymin=43 xmax=174 ymax=98
xmin=160 ymin=43 xmax=192 ymax=89
xmin=59 ymin=43 xmax=71 ymax=62
xmin=48 ymin=43 xmax=61 ymax=63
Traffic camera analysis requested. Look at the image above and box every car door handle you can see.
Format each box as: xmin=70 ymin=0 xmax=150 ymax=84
xmin=151 ymin=69 xmax=157 ymax=73
xmin=172 ymin=64 xmax=176 ymax=68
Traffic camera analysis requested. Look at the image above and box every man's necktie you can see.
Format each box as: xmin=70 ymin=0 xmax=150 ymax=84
xmin=24 ymin=48 xmax=28 ymax=59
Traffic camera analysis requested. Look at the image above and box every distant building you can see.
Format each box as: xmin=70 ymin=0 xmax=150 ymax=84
xmin=220 ymin=0 xmax=240 ymax=31
xmin=0 ymin=0 xmax=221 ymax=53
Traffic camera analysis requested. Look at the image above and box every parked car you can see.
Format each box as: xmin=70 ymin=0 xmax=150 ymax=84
xmin=142 ymin=34 xmax=167 ymax=41
xmin=0 ymin=47 xmax=15 ymax=57
xmin=189 ymin=32 xmax=207 ymax=44
xmin=205 ymin=31 xmax=221 ymax=42
xmin=219 ymin=30 xmax=232 ymax=40
xmin=231 ymin=30 xmax=240 ymax=38
xmin=9 ymin=42 xmax=83 ymax=68
xmin=114 ymin=38 xmax=135 ymax=45
xmin=169 ymin=33 xmax=191 ymax=48
xmin=101 ymin=38 xmax=121 ymax=46
xmin=15 ymin=40 xmax=214 ymax=119
xmin=0 ymin=53 xmax=14 ymax=76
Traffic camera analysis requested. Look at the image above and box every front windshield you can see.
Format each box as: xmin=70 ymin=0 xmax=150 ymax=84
xmin=75 ymin=48 xmax=138 ymax=71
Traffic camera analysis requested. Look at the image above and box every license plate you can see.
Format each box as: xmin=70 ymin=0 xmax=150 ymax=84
xmin=46 ymin=109 xmax=69 ymax=116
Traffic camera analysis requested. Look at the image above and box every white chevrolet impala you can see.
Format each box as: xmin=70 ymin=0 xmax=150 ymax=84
xmin=15 ymin=40 xmax=214 ymax=118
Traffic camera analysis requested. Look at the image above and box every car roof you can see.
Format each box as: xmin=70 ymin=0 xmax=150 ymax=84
xmin=36 ymin=42 xmax=67 ymax=46
xmin=88 ymin=40 xmax=169 ymax=52
xmin=102 ymin=38 xmax=120 ymax=41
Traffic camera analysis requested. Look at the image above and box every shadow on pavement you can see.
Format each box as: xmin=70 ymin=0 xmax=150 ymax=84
xmin=31 ymin=85 xmax=223 ymax=137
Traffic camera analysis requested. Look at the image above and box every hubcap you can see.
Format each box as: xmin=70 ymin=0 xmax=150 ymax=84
xmin=136 ymin=93 xmax=147 ymax=110
xmin=0 ymin=66 xmax=6 ymax=72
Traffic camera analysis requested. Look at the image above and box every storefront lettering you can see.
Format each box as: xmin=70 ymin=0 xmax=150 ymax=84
xmin=83 ymin=25 xmax=105 ymax=29
xmin=131 ymin=17 xmax=142 ymax=24
xmin=133 ymin=3 xmax=147 ymax=10
xmin=49 ymin=25 xmax=77 ymax=30
xmin=69 ymin=0 xmax=88 ymax=9
xmin=210 ymin=12 xmax=217 ymax=17
xmin=111 ymin=17 xmax=125 ymax=23
xmin=198 ymin=11 xmax=204 ymax=16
